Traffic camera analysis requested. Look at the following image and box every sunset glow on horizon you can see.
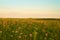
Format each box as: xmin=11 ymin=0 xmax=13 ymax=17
xmin=0 ymin=0 xmax=60 ymax=18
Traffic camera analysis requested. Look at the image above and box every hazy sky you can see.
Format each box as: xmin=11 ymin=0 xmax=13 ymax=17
xmin=0 ymin=0 xmax=60 ymax=18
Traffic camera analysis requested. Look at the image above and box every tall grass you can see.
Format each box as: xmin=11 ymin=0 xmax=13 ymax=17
xmin=0 ymin=18 xmax=60 ymax=40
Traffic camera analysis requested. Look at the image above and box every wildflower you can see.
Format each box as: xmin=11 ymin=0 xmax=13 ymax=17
xmin=15 ymin=31 xmax=18 ymax=33
xmin=29 ymin=34 xmax=32 ymax=37
xmin=20 ymin=33 xmax=23 ymax=35
xmin=12 ymin=31 xmax=14 ymax=33
xmin=18 ymin=27 xmax=21 ymax=29
xmin=19 ymin=36 xmax=21 ymax=38
xmin=11 ymin=35 xmax=13 ymax=37
xmin=45 ymin=32 xmax=48 ymax=37
xmin=0 ymin=31 xmax=2 ymax=33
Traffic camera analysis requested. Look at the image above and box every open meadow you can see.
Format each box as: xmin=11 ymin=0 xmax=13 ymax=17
xmin=0 ymin=18 xmax=60 ymax=40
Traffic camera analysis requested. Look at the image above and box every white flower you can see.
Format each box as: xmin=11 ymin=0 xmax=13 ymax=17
xmin=29 ymin=34 xmax=32 ymax=37
xmin=20 ymin=33 xmax=23 ymax=35
xmin=44 ymin=37 xmax=47 ymax=40
xmin=45 ymin=33 xmax=48 ymax=36
xmin=15 ymin=31 xmax=18 ymax=33
xmin=11 ymin=35 xmax=13 ymax=37
xmin=12 ymin=31 xmax=14 ymax=33
xmin=19 ymin=36 xmax=21 ymax=38
xmin=18 ymin=27 xmax=21 ymax=29
xmin=0 ymin=31 xmax=2 ymax=33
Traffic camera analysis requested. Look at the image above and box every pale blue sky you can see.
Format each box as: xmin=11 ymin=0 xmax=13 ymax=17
xmin=0 ymin=0 xmax=60 ymax=18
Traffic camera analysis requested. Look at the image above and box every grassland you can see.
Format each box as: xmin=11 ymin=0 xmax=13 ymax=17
xmin=0 ymin=18 xmax=60 ymax=40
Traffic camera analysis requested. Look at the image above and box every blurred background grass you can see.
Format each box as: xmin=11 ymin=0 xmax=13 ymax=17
xmin=0 ymin=18 xmax=60 ymax=40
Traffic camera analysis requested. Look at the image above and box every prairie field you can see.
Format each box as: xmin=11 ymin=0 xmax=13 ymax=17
xmin=0 ymin=18 xmax=60 ymax=40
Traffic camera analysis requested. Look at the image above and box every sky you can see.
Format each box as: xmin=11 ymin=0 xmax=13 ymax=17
xmin=0 ymin=0 xmax=60 ymax=18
